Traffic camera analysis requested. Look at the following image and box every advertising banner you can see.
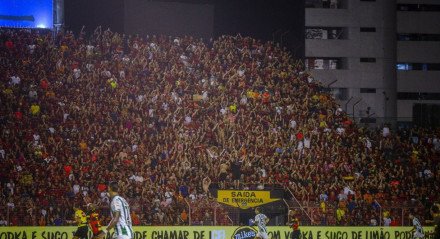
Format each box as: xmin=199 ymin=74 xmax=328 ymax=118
xmin=0 ymin=226 xmax=436 ymax=239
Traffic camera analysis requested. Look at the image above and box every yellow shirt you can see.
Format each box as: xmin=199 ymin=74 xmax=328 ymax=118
xmin=192 ymin=94 xmax=203 ymax=101
xmin=320 ymin=201 xmax=326 ymax=213
xmin=60 ymin=45 xmax=68 ymax=52
xmin=280 ymin=71 xmax=287 ymax=78
xmin=229 ymin=104 xmax=237 ymax=113
xmin=247 ymin=90 xmax=259 ymax=99
xmin=46 ymin=91 xmax=55 ymax=97
xmin=336 ymin=208 xmax=345 ymax=221
xmin=109 ymin=80 xmax=118 ymax=89
xmin=79 ymin=141 xmax=88 ymax=150
xmin=412 ymin=150 xmax=419 ymax=159
xmin=3 ymin=88 xmax=13 ymax=94
xmin=30 ymin=105 xmax=40 ymax=115
xmin=75 ymin=209 xmax=88 ymax=226
xmin=246 ymin=90 xmax=254 ymax=98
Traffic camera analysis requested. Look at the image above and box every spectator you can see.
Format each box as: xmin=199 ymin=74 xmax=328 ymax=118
xmin=0 ymin=28 xmax=438 ymax=226
xmin=336 ymin=206 xmax=345 ymax=225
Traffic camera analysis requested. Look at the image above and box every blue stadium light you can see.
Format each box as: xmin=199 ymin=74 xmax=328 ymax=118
xmin=0 ymin=0 xmax=53 ymax=29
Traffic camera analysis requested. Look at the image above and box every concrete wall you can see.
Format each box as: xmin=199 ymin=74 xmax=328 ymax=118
xmin=398 ymin=0 xmax=440 ymax=4
xmin=398 ymin=42 xmax=440 ymax=63
xmin=397 ymin=100 xmax=439 ymax=119
xmin=305 ymin=0 xmax=397 ymax=119
xmin=397 ymin=12 xmax=440 ymax=34
xmin=398 ymin=71 xmax=440 ymax=93
xmin=396 ymin=0 xmax=440 ymax=122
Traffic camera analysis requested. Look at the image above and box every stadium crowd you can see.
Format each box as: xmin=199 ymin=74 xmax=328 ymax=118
xmin=0 ymin=27 xmax=439 ymax=226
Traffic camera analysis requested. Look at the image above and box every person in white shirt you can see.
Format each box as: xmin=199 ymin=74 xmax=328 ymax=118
xmin=97 ymin=181 xmax=133 ymax=239
xmin=81 ymin=186 xmax=89 ymax=197
xmin=29 ymin=89 xmax=37 ymax=99
xmin=100 ymin=191 xmax=110 ymax=204
xmin=240 ymin=95 xmax=248 ymax=105
xmin=164 ymin=189 xmax=173 ymax=206
xmin=365 ymin=137 xmax=372 ymax=151
xmin=289 ymin=118 xmax=297 ymax=129
xmin=409 ymin=212 xmax=424 ymax=239
xmin=10 ymin=76 xmax=21 ymax=85
xmin=336 ymin=127 xmax=345 ymax=135
xmin=337 ymin=190 xmax=347 ymax=201
xmin=119 ymin=70 xmax=125 ymax=79
xmin=250 ymin=207 xmax=269 ymax=239
xmin=73 ymin=68 xmax=81 ymax=79
xmin=0 ymin=219 xmax=7 ymax=226
xmin=304 ymin=136 xmax=311 ymax=149
xmin=297 ymin=139 xmax=304 ymax=151
xmin=86 ymin=44 xmax=94 ymax=56
xmin=0 ymin=148 xmax=5 ymax=160
xmin=433 ymin=137 xmax=440 ymax=151
xmin=28 ymin=44 xmax=36 ymax=54
xmin=343 ymin=186 xmax=354 ymax=196
xmin=383 ymin=126 xmax=390 ymax=137
xmin=319 ymin=193 xmax=328 ymax=202
xmin=383 ymin=216 xmax=391 ymax=226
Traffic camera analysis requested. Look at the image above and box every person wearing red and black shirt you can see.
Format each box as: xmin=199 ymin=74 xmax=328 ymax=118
xmin=290 ymin=217 xmax=300 ymax=239
xmin=86 ymin=204 xmax=103 ymax=238
xmin=89 ymin=211 xmax=103 ymax=238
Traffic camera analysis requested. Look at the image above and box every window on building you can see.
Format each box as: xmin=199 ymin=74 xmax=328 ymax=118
xmin=305 ymin=0 xmax=346 ymax=9
xmin=397 ymin=63 xmax=440 ymax=71
xmin=360 ymin=88 xmax=376 ymax=93
xmin=331 ymin=88 xmax=348 ymax=100
xmin=360 ymin=58 xmax=376 ymax=63
xmin=398 ymin=92 xmax=440 ymax=101
xmin=360 ymin=27 xmax=376 ymax=32
xmin=360 ymin=118 xmax=377 ymax=124
xmin=397 ymin=63 xmax=411 ymax=70
xmin=397 ymin=4 xmax=440 ymax=12
xmin=397 ymin=33 xmax=440 ymax=41
xmin=305 ymin=27 xmax=348 ymax=39
xmin=305 ymin=57 xmax=347 ymax=70
xmin=360 ymin=0 xmax=375 ymax=2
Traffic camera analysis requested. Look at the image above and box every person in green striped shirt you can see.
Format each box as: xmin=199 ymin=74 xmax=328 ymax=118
xmin=96 ymin=181 xmax=133 ymax=239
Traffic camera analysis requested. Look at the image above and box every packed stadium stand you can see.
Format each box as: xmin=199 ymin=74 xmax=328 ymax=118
xmin=0 ymin=28 xmax=439 ymax=226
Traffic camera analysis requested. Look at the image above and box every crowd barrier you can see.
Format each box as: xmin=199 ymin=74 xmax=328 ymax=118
xmin=0 ymin=226 xmax=435 ymax=239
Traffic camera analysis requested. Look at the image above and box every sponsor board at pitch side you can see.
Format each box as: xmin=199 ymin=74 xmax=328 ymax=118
xmin=0 ymin=226 xmax=436 ymax=239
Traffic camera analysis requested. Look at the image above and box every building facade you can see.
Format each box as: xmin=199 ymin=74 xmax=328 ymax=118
xmin=305 ymin=0 xmax=440 ymax=127
xmin=396 ymin=0 xmax=440 ymax=127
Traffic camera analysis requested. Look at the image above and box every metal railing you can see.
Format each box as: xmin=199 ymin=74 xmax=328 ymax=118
xmin=375 ymin=200 xmax=383 ymax=226
xmin=284 ymin=187 xmax=313 ymax=225
xmin=0 ymin=199 xmax=426 ymax=227
xmin=186 ymin=198 xmax=233 ymax=226
xmin=302 ymin=201 xmax=424 ymax=226
xmin=184 ymin=199 xmax=191 ymax=225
